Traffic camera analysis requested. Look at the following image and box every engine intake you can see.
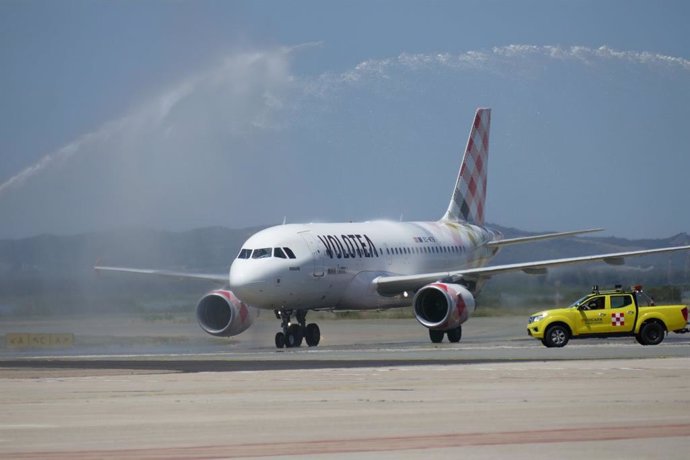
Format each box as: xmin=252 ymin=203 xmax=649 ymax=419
xmin=413 ymin=283 xmax=475 ymax=330
xmin=196 ymin=290 xmax=258 ymax=337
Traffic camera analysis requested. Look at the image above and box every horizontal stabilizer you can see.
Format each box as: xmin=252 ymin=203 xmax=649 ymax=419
xmin=486 ymin=228 xmax=603 ymax=248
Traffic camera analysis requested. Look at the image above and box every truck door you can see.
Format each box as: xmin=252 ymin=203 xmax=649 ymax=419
xmin=574 ymin=295 xmax=610 ymax=334
xmin=608 ymin=294 xmax=636 ymax=333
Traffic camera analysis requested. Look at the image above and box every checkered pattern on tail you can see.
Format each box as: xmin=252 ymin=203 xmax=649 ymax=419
xmin=441 ymin=108 xmax=491 ymax=224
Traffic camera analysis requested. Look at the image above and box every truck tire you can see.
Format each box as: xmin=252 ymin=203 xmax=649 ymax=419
xmin=637 ymin=321 xmax=665 ymax=346
xmin=542 ymin=324 xmax=570 ymax=348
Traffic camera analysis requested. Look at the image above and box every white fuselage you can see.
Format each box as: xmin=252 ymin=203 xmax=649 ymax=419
xmin=229 ymin=220 xmax=501 ymax=311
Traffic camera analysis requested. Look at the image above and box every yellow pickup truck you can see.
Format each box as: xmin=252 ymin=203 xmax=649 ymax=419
xmin=527 ymin=286 xmax=689 ymax=347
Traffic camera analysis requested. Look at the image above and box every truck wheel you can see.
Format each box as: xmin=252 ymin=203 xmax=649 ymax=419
xmin=542 ymin=324 xmax=570 ymax=348
xmin=637 ymin=321 xmax=665 ymax=346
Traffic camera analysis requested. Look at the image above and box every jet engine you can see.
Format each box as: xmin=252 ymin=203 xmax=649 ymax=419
xmin=196 ymin=290 xmax=258 ymax=337
xmin=413 ymin=283 xmax=476 ymax=330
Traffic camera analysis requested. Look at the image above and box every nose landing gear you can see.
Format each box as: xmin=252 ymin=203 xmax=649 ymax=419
xmin=274 ymin=309 xmax=321 ymax=348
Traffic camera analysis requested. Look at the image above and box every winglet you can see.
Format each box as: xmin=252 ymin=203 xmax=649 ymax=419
xmin=441 ymin=108 xmax=491 ymax=224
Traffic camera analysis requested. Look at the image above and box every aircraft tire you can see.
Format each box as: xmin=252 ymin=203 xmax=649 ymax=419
xmin=287 ymin=324 xmax=304 ymax=347
xmin=429 ymin=329 xmax=444 ymax=343
xmin=275 ymin=332 xmax=285 ymax=349
xmin=305 ymin=323 xmax=321 ymax=347
xmin=447 ymin=326 xmax=462 ymax=343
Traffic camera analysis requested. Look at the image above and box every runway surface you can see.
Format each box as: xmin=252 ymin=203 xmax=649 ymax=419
xmin=1 ymin=315 xmax=689 ymax=458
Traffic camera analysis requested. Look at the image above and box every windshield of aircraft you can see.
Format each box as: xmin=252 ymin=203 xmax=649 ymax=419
xmin=236 ymin=247 xmax=297 ymax=259
xmin=252 ymin=248 xmax=272 ymax=259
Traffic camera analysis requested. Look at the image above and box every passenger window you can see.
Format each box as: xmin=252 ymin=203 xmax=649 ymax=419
xmin=237 ymin=249 xmax=252 ymax=259
xmin=283 ymin=247 xmax=296 ymax=259
xmin=611 ymin=295 xmax=632 ymax=309
xmin=274 ymin=248 xmax=287 ymax=259
xmin=252 ymin=248 xmax=272 ymax=259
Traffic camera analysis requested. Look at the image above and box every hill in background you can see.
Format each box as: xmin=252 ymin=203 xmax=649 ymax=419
xmin=1 ymin=225 xmax=688 ymax=317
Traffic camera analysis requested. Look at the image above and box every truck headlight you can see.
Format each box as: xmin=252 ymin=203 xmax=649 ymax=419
xmin=528 ymin=314 xmax=546 ymax=324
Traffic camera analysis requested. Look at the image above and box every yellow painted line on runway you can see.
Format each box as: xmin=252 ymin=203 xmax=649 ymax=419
xmin=5 ymin=333 xmax=74 ymax=349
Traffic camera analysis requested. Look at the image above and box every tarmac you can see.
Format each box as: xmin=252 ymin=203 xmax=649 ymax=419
xmin=1 ymin=314 xmax=689 ymax=458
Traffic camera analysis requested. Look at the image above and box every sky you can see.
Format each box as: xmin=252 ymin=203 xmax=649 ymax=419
xmin=0 ymin=0 xmax=689 ymax=240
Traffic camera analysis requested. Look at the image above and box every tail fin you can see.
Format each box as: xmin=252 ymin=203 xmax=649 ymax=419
xmin=441 ymin=108 xmax=491 ymax=224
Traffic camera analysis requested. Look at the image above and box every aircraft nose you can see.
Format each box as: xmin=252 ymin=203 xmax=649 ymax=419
xmin=229 ymin=262 xmax=255 ymax=288
xmin=229 ymin=262 xmax=268 ymax=302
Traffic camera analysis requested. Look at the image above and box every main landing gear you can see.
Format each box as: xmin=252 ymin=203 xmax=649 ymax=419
xmin=428 ymin=325 xmax=462 ymax=343
xmin=274 ymin=309 xmax=321 ymax=349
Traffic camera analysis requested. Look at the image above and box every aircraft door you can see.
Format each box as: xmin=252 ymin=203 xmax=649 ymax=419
xmin=299 ymin=232 xmax=325 ymax=278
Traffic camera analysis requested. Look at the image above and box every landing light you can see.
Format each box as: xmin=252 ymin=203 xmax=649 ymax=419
xmin=403 ymin=291 xmax=409 ymax=298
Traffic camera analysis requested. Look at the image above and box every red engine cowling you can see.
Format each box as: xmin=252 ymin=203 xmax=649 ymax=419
xmin=413 ymin=283 xmax=476 ymax=330
xmin=196 ymin=290 xmax=258 ymax=337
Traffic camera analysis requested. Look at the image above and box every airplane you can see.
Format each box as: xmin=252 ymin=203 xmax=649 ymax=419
xmin=95 ymin=108 xmax=690 ymax=348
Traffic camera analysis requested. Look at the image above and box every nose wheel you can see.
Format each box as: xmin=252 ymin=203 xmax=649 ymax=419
xmin=274 ymin=309 xmax=321 ymax=348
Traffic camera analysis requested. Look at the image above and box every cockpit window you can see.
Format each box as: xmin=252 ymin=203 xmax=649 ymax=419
xmin=252 ymin=248 xmax=272 ymax=259
xmin=274 ymin=247 xmax=287 ymax=259
xmin=283 ymin=247 xmax=296 ymax=259
xmin=237 ymin=249 xmax=252 ymax=259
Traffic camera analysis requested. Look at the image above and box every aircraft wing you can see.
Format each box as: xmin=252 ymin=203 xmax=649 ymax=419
xmin=94 ymin=265 xmax=228 ymax=283
xmin=374 ymin=245 xmax=690 ymax=296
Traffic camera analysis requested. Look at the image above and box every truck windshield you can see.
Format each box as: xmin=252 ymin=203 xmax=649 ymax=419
xmin=568 ymin=295 xmax=591 ymax=308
